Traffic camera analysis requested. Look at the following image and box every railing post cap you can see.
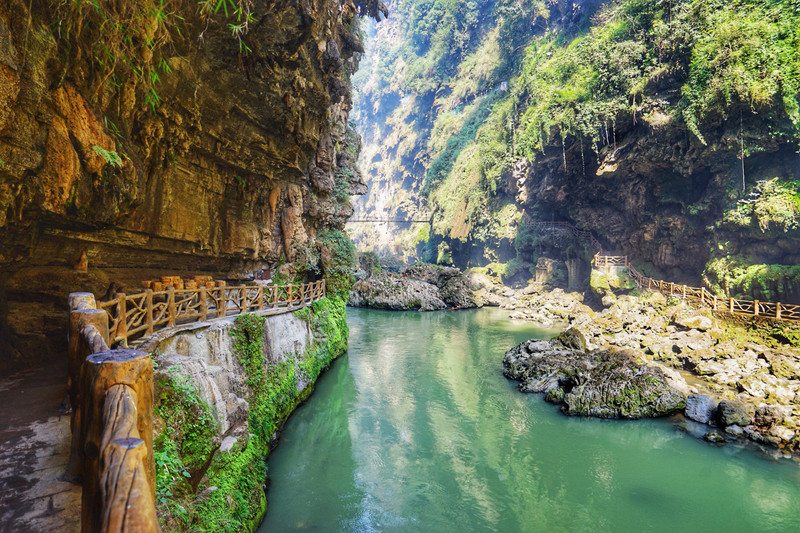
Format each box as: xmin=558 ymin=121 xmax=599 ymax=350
xmin=87 ymin=349 xmax=149 ymax=365
xmin=69 ymin=292 xmax=97 ymax=310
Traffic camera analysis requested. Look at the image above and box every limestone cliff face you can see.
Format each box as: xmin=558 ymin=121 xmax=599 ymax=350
xmin=350 ymin=0 xmax=800 ymax=300
xmin=0 ymin=0 xmax=381 ymax=370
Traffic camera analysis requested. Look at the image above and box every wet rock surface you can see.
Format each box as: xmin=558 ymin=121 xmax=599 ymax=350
xmin=492 ymin=274 xmax=800 ymax=453
xmin=504 ymin=335 xmax=686 ymax=419
xmin=349 ymin=263 xmax=477 ymax=311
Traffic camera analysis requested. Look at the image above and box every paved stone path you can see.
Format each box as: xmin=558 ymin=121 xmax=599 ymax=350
xmin=0 ymin=363 xmax=80 ymax=532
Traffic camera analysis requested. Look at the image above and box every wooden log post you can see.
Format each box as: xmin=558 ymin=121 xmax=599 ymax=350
xmin=217 ymin=288 xmax=226 ymax=319
xmin=167 ymin=286 xmax=176 ymax=327
xmin=115 ymin=293 xmax=127 ymax=344
xmin=272 ymin=285 xmax=278 ymax=308
xmin=67 ymin=306 xmax=109 ymax=478
xmin=257 ymin=286 xmax=264 ymax=311
xmin=754 ymin=300 xmax=760 ymax=316
xmin=145 ymin=290 xmax=154 ymax=336
xmin=713 ymin=296 xmax=718 ymax=311
xmin=682 ymin=285 xmax=687 ymax=299
xmin=700 ymin=287 xmax=705 ymax=305
xmin=239 ymin=288 xmax=246 ymax=314
xmin=200 ymin=286 xmax=208 ymax=322
xmin=288 ymin=285 xmax=294 ymax=306
xmin=777 ymin=302 xmax=782 ymax=320
xmin=80 ymin=349 xmax=155 ymax=533
xmin=99 ymin=435 xmax=158 ymax=533
xmin=730 ymin=298 xmax=734 ymax=313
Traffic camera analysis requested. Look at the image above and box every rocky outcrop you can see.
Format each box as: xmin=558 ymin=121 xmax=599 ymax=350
xmin=0 ymin=0 xmax=378 ymax=371
xmin=149 ymin=297 xmax=349 ymax=530
xmin=348 ymin=262 xmax=478 ymax=311
xmin=503 ymin=336 xmax=686 ymax=419
xmin=496 ymin=277 xmax=800 ymax=452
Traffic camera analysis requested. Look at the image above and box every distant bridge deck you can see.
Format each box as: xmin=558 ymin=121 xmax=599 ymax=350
xmin=347 ymin=218 xmax=430 ymax=223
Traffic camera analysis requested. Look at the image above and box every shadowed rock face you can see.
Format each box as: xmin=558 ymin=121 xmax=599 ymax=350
xmin=503 ymin=337 xmax=686 ymax=419
xmin=0 ymin=0 xmax=373 ymax=370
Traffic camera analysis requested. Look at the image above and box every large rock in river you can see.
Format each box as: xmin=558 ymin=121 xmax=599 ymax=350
xmin=348 ymin=263 xmax=477 ymax=311
xmin=348 ymin=270 xmax=446 ymax=311
xmin=503 ymin=339 xmax=686 ymax=419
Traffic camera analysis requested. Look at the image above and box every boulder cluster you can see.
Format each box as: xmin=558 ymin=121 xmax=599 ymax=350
xmin=503 ymin=335 xmax=686 ymax=419
xmin=489 ymin=278 xmax=800 ymax=454
xmin=348 ymin=262 xmax=477 ymax=311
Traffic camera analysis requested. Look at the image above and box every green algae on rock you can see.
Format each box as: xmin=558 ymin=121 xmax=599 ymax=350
xmin=503 ymin=338 xmax=686 ymax=419
xmin=152 ymin=296 xmax=349 ymax=531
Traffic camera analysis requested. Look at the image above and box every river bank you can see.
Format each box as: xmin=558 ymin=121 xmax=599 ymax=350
xmin=347 ymin=259 xmax=800 ymax=454
xmin=482 ymin=275 xmax=800 ymax=456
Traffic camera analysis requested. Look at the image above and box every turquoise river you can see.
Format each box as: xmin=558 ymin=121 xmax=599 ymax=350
xmin=260 ymin=308 xmax=800 ymax=532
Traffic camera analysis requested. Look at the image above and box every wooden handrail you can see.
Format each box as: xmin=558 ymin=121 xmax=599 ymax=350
xmin=532 ymin=220 xmax=799 ymax=323
xmin=601 ymin=255 xmax=800 ymax=323
xmin=98 ymin=280 xmax=326 ymax=345
xmin=68 ymin=296 xmax=158 ymax=532
xmin=67 ymin=278 xmax=326 ymax=531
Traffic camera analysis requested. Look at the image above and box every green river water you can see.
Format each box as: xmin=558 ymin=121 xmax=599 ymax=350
xmin=260 ymin=307 xmax=800 ymax=532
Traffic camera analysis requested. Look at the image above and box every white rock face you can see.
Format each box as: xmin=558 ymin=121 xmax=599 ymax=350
xmin=154 ymin=311 xmax=312 ymax=437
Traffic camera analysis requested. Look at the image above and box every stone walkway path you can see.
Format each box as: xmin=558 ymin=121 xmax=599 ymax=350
xmin=0 ymin=362 xmax=80 ymax=532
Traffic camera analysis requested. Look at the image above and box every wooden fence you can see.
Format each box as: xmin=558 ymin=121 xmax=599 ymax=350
xmin=598 ymin=254 xmax=800 ymax=323
xmin=68 ymin=294 xmax=158 ymax=533
xmin=66 ymin=279 xmax=327 ymax=531
xmin=531 ymin=220 xmax=800 ymax=323
xmin=97 ymin=280 xmax=326 ymax=346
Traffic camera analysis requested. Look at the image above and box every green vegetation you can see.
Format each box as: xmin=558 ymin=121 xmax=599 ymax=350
xmin=353 ymin=0 xmax=800 ymax=282
xmin=153 ymin=366 xmax=218 ymax=527
xmin=153 ymin=296 xmax=349 ymax=531
xmin=718 ymin=178 xmax=800 ymax=233
xmin=704 ymin=256 xmax=800 ymax=301
xmin=318 ymin=229 xmax=357 ymax=297
xmin=92 ymin=145 xmax=125 ymax=168
xmin=231 ymin=313 xmax=266 ymax=387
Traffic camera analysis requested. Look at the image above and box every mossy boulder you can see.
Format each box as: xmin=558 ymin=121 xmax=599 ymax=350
xmin=504 ymin=341 xmax=686 ymax=419
xmin=716 ymin=400 xmax=753 ymax=427
xmin=557 ymin=327 xmax=588 ymax=351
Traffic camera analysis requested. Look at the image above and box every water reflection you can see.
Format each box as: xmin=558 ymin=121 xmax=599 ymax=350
xmin=261 ymin=308 xmax=800 ymax=533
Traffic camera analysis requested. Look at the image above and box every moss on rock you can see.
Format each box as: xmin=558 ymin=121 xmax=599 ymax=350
xmin=153 ymin=296 xmax=350 ymax=531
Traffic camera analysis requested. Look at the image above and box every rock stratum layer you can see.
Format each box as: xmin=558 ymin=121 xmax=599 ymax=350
xmin=0 ymin=0 xmax=384 ymax=370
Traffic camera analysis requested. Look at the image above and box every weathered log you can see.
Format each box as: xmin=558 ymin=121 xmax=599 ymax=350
xmin=80 ymin=349 xmax=155 ymax=533
xmin=69 ymin=292 xmax=97 ymax=312
xmin=99 ymin=436 xmax=159 ymax=533
xmin=67 ymin=307 xmax=109 ymax=478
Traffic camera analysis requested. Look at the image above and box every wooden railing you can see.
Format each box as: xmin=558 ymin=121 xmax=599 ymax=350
xmin=97 ymin=280 xmax=326 ymax=345
xmin=66 ymin=279 xmax=326 ymax=531
xmin=533 ymin=219 xmax=799 ymax=323
xmin=68 ymin=294 xmax=158 ymax=533
xmin=599 ymin=255 xmax=800 ymax=323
